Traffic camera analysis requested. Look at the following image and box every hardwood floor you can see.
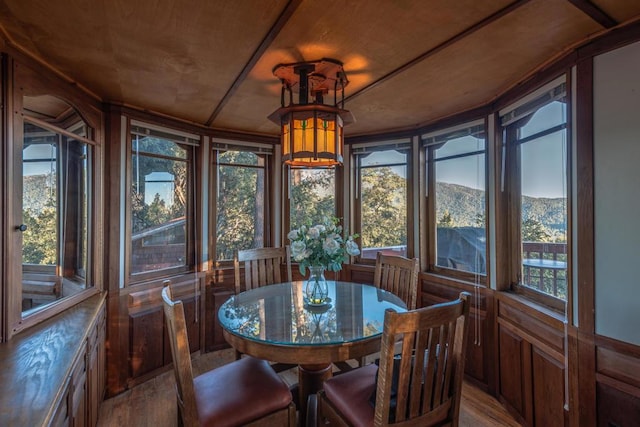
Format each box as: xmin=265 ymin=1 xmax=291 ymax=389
xmin=97 ymin=348 xmax=522 ymax=426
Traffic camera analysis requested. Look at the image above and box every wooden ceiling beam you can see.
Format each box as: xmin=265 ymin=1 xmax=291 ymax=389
xmin=205 ymin=0 xmax=304 ymax=127
xmin=566 ymin=0 xmax=617 ymax=29
xmin=345 ymin=0 xmax=533 ymax=103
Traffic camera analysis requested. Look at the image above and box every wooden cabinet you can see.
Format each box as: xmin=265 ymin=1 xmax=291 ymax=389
xmin=0 ymin=294 xmax=106 ymax=427
xmin=49 ymin=383 xmax=71 ymax=427
xmin=497 ymin=293 xmax=566 ymax=427
xmin=48 ymin=300 xmax=106 ymax=427
xmin=70 ymin=353 xmax=87 ymax=427
xmin=87 ymin=306 xmax=106 ymax=426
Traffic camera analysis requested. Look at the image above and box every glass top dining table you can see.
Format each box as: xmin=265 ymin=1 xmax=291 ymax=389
xmin=217 ymin=280 xmax=407 ymax=421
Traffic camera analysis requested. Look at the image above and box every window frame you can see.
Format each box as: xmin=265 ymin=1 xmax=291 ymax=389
xmin=423 ymin=120 xmax=488 ymax=284
xmin=210 ymin=142 xmax=272 ymax=266
xmin=21 ymin=118 xmax=95 ymax=297
xmin=352 ymin=140 xmax=412 ymax=265
xmin=6 ymin=58 xmax=103 ymax=339
xmin=501 ymin=78 xmax=570 ymax=311
xmin=283 ymin=164 xmax=340 ymax=239
xmin=125 ymin=121 xmax=197 ymax=283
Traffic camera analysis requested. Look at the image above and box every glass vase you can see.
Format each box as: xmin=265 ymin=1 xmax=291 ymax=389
xmin=305 ymin=266 xmax=329 ymax=305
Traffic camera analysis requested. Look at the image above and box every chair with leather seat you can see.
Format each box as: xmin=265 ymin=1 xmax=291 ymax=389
xmin=373 ymin=252 xmax=419 ymax=310
xmin=161 ymin=285 xmax=296 ymax=427
xmin=316 ymin=291 xmax=471 ymax=427
xmin=234 ymin=246 xmax=292 ymax=294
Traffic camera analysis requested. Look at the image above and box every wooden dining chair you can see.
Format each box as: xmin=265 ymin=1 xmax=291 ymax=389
xmin=374 ymin=252 xmax=419 ymax=310
xmin=316 ymin=292 xmax=471 ymax=427
xmin=233 ymin=246 xmax=296 ymax=372
xmin=234 ymin=246 xmax=292 ymax=294
xmin=334 ymin=252 xmax=419 ymax=371
xmin=162 ymin=285 xmax=296 ymax=427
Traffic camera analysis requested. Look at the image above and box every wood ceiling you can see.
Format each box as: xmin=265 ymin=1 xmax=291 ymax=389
xmin=1 ymin=0 xmax=639 ymax=138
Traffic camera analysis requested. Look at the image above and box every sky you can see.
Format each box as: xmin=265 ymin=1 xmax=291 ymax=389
xmin=518 ymin=102 xmax=567 ymax=199
xmin=437 ymin=101 xmax=567 ymax=199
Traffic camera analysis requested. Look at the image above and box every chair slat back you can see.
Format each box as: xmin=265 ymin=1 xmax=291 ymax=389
xmin=162 ymin=285 xmax=199 ymax=427
xmin=373 ymin=253 xmax=419 ymax=310
xmin=373 ymin=292 xmax=471 ymax=426
xmin=234 ymin=247 xmax=292 ymax=294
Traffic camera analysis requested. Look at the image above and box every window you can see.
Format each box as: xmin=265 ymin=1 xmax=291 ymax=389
xmin=353 ymin=143 xmax=409 ymax=260
xmin=129 ymin=124 xmax=195 ymax=279
xmin=288 ymin=167 xmax=336 ymax=230
xmin=22 ymin=134 xmax=58 ymax=267
xmin=21 ymin=98 xmax=93 ymax=315
xmin=502 ymin=80 xmax=568 ymax=302
xmin=424 ymin=121 xmax=487 ymax=277
xmin=213 ymin=146 xmax=269 ymax=261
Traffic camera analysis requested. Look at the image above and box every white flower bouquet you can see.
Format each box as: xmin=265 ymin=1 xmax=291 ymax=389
xmin=287 ymin=216 xmax=360 ymax=275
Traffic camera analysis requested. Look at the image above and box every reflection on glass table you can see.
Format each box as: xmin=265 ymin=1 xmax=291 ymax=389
xmin=218 ymin=281 xmax=407 ymax=421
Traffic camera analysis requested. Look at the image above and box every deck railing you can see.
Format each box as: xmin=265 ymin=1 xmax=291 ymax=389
xmin=522 ymin=242 xmax=567 ymax=299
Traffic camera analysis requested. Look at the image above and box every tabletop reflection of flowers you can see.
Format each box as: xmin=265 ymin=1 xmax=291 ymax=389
xmin=288 ymin=216 xmax=360 ymax=305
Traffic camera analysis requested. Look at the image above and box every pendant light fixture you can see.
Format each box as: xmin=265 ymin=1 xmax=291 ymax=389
xmin=268 ymin=58 xmax=354 ymax=167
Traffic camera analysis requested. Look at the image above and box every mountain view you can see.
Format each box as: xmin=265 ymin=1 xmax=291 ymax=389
xmin=436 ymin=182 xmax=566 ymax=233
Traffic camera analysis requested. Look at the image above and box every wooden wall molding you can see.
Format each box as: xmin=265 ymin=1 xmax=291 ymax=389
xmin=594 ymin=335 xmax=640 ymax=426
xmin=421 ymin=272 xmax=488 ymax=307
xmin=596 ymin=335 xmax=640 ymax=390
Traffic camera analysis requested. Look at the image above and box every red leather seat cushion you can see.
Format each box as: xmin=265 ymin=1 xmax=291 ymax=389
xmin=323 ymin=363 xmax=378 ymax=427
xmin=194 ymin=356 xmax=292 ymax=427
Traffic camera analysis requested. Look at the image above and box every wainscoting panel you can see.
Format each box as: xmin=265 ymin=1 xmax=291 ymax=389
xmin=595 ymin=335 xmax=640 ymax=427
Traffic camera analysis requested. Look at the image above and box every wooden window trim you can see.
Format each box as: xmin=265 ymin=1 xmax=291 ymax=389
xmin=424 ymin=120 xmax=489 ymax=284
xmin=210 ymin=148 xmax=272 ymax=265
xmin=125 ymin=120 xmax=197 ymax=284
xmin=6 ymin=56 xmax=103 ymax=339
xmin=353 ymin=145 xmax=413 ymax=265
xmin=511 ymin=283 xmax=566 ymax=313
xmin=502 ymin=76 xmax=571 ymax=312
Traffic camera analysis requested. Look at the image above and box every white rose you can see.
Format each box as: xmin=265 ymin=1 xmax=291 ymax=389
xmin=287 ymin=229 xmax=299 ymax=240
xmin=290 ymin=241 xmax=308 ymax=261
xmin=327 ymin=232 xmax=340 ymax=241
xmin=345 ymin=239 xmax=360 ymax=256
xmin=323 ymin=237 xmax=341 ymax=255
xmin=317 ymin=225 xmax=326 ymax=233
xmin=307 ymin=227 xmax=320 ymax=239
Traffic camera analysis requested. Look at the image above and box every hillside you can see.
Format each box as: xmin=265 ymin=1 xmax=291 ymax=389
xmin=436 ymin=182 xmax=566 ymax=229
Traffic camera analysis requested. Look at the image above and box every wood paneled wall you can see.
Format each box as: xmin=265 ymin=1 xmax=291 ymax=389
xmin=594 ymin=336 xmax=640 ymax=426
xmin=121 ymin=277 xmax=202 ymax=389
xmin=496 ymin=293 xmax=566 ymax=426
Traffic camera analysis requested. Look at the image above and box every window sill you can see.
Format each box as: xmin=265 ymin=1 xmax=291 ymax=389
xmin=422 ymin=271 xmax=487 ymax=288
xmin=496 ymin=290 xmax=566 ymax=325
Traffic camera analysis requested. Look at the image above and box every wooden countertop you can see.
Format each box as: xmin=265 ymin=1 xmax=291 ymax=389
xmin=0 ymin=292 xmax=106 ymax=426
